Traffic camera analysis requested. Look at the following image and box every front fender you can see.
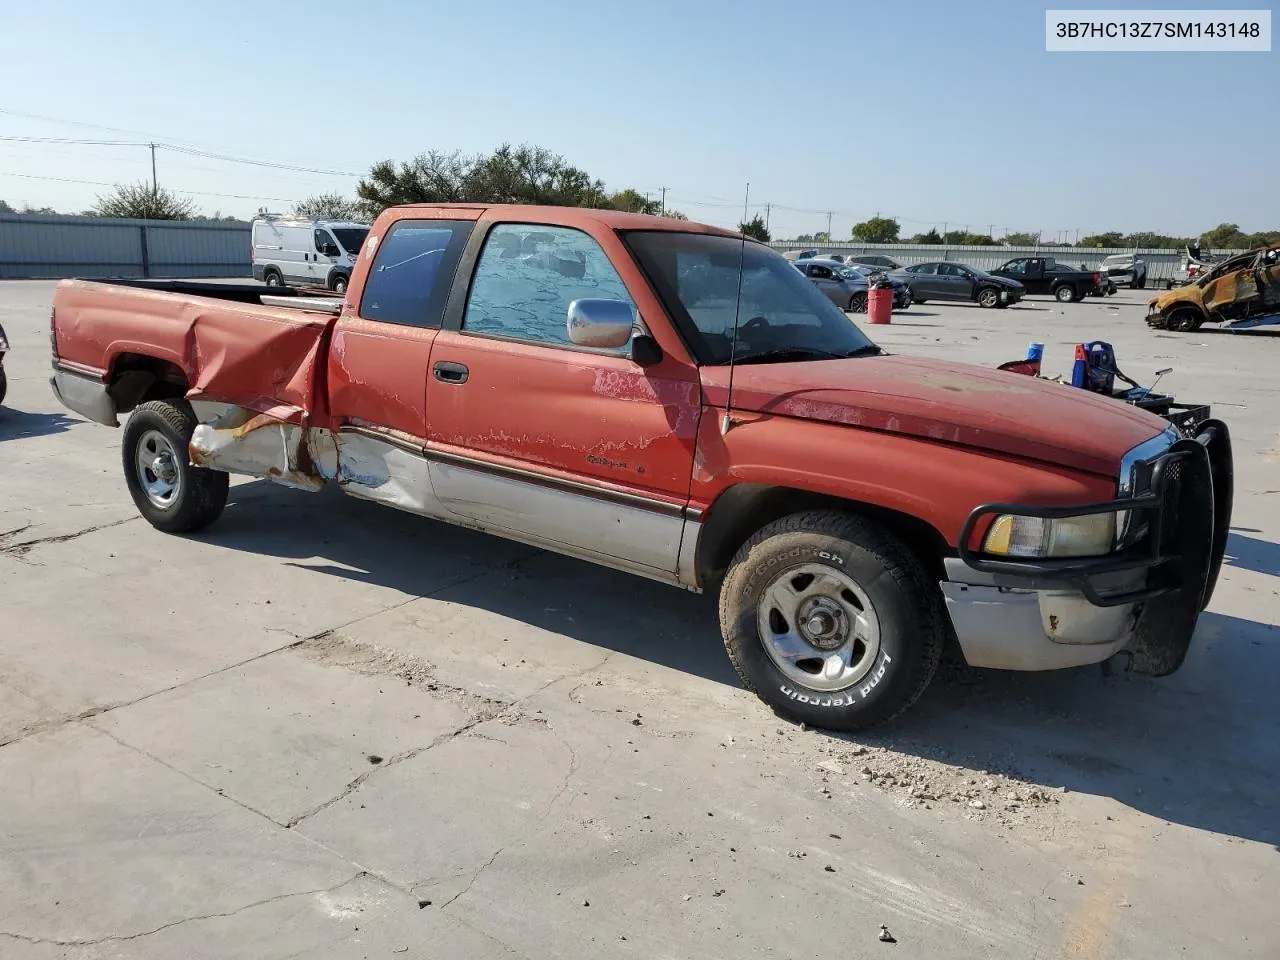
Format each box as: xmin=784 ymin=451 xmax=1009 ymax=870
xmin=689 ymin=413 xmax=1116 ymax=549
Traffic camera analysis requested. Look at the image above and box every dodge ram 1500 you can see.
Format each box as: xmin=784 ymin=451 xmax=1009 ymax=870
xmin=47 ymin=204 xmax=1233 ymax=730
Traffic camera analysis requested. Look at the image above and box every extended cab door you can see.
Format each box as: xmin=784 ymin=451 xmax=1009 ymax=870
xmin=423 ymin=219 xmax=701 ymax=579
xmin=327 ymin=213 xmax=475 ymax=448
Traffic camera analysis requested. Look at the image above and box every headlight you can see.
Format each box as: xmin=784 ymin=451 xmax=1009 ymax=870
xmin=983 ymin=513 xmax=1117 ymax=558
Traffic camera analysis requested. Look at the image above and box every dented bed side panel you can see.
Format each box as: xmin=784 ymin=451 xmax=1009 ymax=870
xmin=52 ymin=280 xmax=336 ymax=424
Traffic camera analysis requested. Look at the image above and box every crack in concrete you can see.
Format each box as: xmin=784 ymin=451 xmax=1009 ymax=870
xmin=0 ymin=516 xmax=138 ymax=556
xmin=285 ymin=709 xmax=506 ymax=829
xmin=437 ymin=847 xmax=506 ymax=910
xmin=0 ymin=873 xmax=367 ymax=947
xmin=0 ymin=637 xmax=306 ymax=751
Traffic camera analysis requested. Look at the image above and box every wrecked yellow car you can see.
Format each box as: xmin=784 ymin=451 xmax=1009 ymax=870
xmin=1146 ymin=243 xmax=1280 ymax=332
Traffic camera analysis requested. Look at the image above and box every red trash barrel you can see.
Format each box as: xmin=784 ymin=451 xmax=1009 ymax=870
xmin=866 ymin=286 xmax=893 ymax=324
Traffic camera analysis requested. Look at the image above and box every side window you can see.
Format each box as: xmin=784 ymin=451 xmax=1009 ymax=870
xmin=1003 ymin=259 xmax=1027 ymax=276
xmin=463 ymin=224 xmax=634 ymax=347
xmin=358 ymin=219 xmax=473 ymax=328
xmin=810 ymin=265 xmax=832 ymax=279
xmin=910 ymin=263 xmax=937 ymax=275
xmin=938 ymin=263 xmax=963 ymax=277
xmin=314 ymin=229 xmax=332 ymax=253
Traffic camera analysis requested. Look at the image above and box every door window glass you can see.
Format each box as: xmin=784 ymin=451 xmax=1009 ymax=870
xmin=463 ymin=224 xmax=634 ymax=346
xmin=358 ymin=219 xmax=473 ymax=327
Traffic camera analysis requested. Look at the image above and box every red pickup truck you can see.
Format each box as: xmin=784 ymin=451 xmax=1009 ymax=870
xmin=47 ymin=204 xmax=1233 ymax=730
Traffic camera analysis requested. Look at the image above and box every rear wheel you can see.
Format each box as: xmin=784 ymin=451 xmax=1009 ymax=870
xmin=848 ymin=292 xmax=868 ymax=313
xmin=976 ymin=287 xmax=1000 ymax=308
xmin=263 ymin=268 xmax=284 ymax=287
xmin=718 ymin=510 xmax=945 ymax=731
xmin=1055 ymin=284 xmax=1077 ymax=303
xmin=122 ymin=400 xmax=229 ymax=533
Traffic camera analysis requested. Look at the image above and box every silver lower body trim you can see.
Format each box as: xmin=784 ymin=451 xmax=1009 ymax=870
xmin=50 ymin=368 xmax=117 ymax=427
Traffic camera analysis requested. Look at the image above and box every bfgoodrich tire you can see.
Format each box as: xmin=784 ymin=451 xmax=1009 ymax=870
xmin=122 ymin=400 xmax=229 ymax=533
xmin=718 ymin=510 xmax=945 ymax=731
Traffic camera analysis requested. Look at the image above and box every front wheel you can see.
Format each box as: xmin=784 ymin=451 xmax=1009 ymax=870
xmin=122 ymin=400 xmax=229 ymax=533
xmin=330 ymin=274 xmax=349 ymax=295
xmin=718 ymin=511 xmax=945 ymax=731
xmin=1167 ymin=308 xmax=1203 ymax=332
xmin=1055 ymin=284 xmax=1077 ymax=303
xmin=847 ymin=292 xmax=868 ymax=313
xmin=976 ymin=287 xmax=1000 ymax=308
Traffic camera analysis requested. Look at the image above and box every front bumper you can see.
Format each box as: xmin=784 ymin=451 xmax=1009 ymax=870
xmin=942 ymin=421 xmax=1232 ymax=674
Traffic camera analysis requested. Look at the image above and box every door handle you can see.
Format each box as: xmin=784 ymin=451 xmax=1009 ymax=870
xmin=433 ymin=361 xmax=469 ymax=384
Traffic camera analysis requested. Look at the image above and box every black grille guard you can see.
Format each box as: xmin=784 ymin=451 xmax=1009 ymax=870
xmin=957 ymin=420 xmax=1232 ymax=613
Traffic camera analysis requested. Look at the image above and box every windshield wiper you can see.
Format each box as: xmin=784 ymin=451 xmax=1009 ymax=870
xmin=730 ymin=346 xmax=879 ymax=364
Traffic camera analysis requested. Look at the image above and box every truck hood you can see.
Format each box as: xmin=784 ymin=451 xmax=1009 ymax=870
xmin=701 ymin=354 xmax=1169 ymax=477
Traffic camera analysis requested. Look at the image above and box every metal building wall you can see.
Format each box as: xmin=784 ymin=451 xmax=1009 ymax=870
xmin=0 ymin=214 xmax=250 ymax=279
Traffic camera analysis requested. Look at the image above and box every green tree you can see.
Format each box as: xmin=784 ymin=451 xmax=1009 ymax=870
xmin=662 ymin=209 xmax=689 ymax=220
xmin=0 ymin=199 xmax=14 ymax=214
xmin=944 ymin=230 xmax=994 ymax=246
xmin=293 ymin=193 xmax=365 ymax=221
xmin=850 ymin=216 xmax=900 ymax=243
xmin=1200 ymin=223 xmax=1243 ymax=248
xmin=1079 ymin=231 xmax=1125 ymax=248
xmin=607 ymin=188 xmax=659 ymax=214
xmin=94 ymin=183 xmax=196 ymax=220
xmin=910 ymin=228 xmax=942 ymax=244
xmin=1004 ymin=231 xmax=1040 ymax=246
xmin=738 ymin=214 xmax=771 ymax=242
xmin=355 ymin=144 xmax=612 ymax=218
xmin=1240 ymin=230 xmax=1280 ymax=248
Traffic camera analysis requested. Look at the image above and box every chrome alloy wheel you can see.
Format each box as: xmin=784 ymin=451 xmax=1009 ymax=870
xmin=757 ymin=563 xmax=882 ymax=692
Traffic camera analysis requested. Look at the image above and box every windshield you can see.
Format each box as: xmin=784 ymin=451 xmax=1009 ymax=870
xmin=625 ymin=231 xmax=879 ymax=365
xmin=331 ymin=228 xmax=369 ymax=255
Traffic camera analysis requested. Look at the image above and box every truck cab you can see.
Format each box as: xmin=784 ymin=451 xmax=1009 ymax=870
xmin=992 ymin=257 xmax=1098 ymax=302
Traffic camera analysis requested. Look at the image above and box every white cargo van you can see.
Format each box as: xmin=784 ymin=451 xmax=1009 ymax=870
xmin=251 ymin=216 xmax=370 ymax=293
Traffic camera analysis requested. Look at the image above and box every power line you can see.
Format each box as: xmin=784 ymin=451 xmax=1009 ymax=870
xmin=0 ymin=170 xmax=299 ymax=203
xmin=0 ymin=136 xmax=358 ymax=177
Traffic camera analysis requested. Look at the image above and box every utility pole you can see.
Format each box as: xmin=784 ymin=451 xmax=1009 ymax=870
xmin=742 ymin=182 xmax=750 ymax=224
xmin=660 ymin=186 xmax=667 ymax=216
xmin=149 ymin=142 xmax=157 ymax=192
xmin=764 ymin=203 xmax=771 ymax=233
xmin=826 ymin=211 xmax=832 ymax=241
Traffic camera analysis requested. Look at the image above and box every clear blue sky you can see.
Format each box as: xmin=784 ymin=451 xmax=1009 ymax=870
xmin=0 ymin=0 xmax=1273 ymax=239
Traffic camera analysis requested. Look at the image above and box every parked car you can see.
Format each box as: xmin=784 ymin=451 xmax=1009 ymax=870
xmin=847 ymin=254 xmax=902 ymax=270
xmin=0 ymin=320 xmax=8 ymax=406
xmin=892 ymin=262 xmax=1023 ymax=308
xmin=797 ymin=258 xmax=912 ymax=311
xmin=251 ymin=215 xmax=370 ymax=294
xmin=47 ymin=204 xmax=1232 ymax=731
xmin=1146 ymin=243 xmax=1280 ymax=332
xmin=1098 ymin=253 xmax=1148 ymax=289
xmin=990 ymin=257 xmax=1099 ymax=302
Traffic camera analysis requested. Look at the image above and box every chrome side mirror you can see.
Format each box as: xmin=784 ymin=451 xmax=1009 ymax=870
xmin=566 ymin=299 xmax=634 ymax=350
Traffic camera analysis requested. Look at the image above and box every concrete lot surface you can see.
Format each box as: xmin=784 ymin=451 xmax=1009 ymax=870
xmin=1 ymin=280 xmax=1277 ymax=959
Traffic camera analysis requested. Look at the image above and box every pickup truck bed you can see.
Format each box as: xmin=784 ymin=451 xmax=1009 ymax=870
xmin=52 ymin=280 xmax=336 ymax=426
